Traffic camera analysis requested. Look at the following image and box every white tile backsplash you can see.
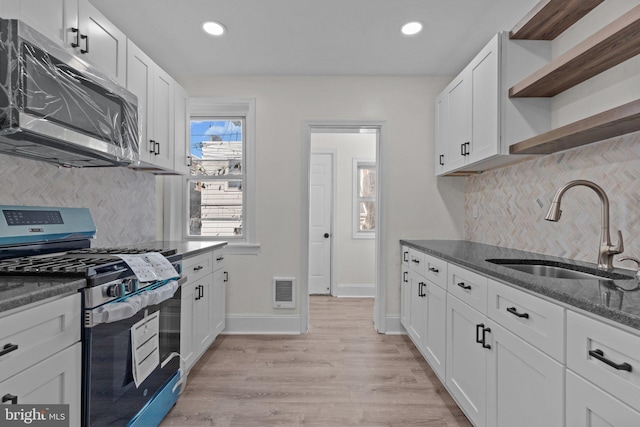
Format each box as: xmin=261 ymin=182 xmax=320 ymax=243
xmin=0 ymin=154 xmax=156 ymax=247
xmin=465 ymin=131 xmax=640 ymax=267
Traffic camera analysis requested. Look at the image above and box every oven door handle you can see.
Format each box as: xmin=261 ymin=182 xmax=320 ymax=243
xmin=87 ymin=280 xmax=180 ymax=327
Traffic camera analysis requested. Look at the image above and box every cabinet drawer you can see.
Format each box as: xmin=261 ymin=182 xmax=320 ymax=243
xmin=183 ymin=251 xmax=214 ymax=282
xmin=488 ymin=279 xmax=564 ymax=362
xmin=0 ymin=293 xmax=80 ymax=383
xmin=408 ymin=248 xmax=425 ymax=275
xmin=566 ymin=311 xmax=640 ymax=410
xmin=447 ymin=263 xmax=488 ymax=314
xmin=212 ymin=248 xmax=225 ymax=271
xmin=423 ymin=253 xmax=447 ymax=289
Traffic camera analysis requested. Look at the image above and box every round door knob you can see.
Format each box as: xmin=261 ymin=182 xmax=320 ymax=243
xmin=324 ymin=233 xmax=330 ymax=238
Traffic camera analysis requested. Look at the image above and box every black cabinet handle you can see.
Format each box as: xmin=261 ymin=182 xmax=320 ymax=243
xmin=193 ymin=265 xmax=204 ymax=271
xmin=0 ymin=343 xmax=18 ymax=357
xmin=216 ymin=257 xmax=224 ymax=261
xmin=461 ymin=143 xmax=465 ymax=156
xmin=465 ymin=142 xmax=470 ymax=155
xmin=506 ymin=307 xmax=530 ymax=319
xmin=200 ymin=285 xmax=204 ymax=299
xmin=439 ymin=154 xmax=444 ymax=166
xmin=589 ymin=349 xmax=632 ymax=372
xmin=224 ymin=271 xmax=229 ymax=282
xmin=149 ymin=140 xmax=156 ymax=154
xmin=457 ymin=282 xmax=471 ymax=290
xmin=428 ymin=267 xmax=439 ymax=273
xmin=417 ymin=282 xmax=425 ymax=297
xmin=2 ymin=394 xmax=17 ymax=404
xmin=71 ymin=28 xmax=80 ymax=48
xmin=187 ymin=156 xmax=192 ymax=167
xmin=412 ymin=259 xmax=420 ymax=264
xmin=403 ymin=251 xmax=409 ymax=262
xmin=476 ymin=323 xmax=491 ymax=349
xmin=156 ymin=141 xmax=160 ymax=155
xmin=420 ymin=282 xmax=427 ymax=298
xmin=80 ymin=33 xmax=89 ymax=54
xmin=403 ymin=271 xmax=408 ymax=282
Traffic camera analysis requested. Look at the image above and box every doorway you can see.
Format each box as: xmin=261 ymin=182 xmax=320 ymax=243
xmin=304 ymin=124 xmax=382 ymax=332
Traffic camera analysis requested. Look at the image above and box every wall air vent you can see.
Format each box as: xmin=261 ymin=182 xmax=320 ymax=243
xmin=273 ymin=277 xmax=296 ymax=309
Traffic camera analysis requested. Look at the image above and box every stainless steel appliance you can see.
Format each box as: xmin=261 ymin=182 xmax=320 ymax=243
xmin=0 ymin=206 xmax=182 ymax=427
xmin=0 ymin=19 xmax=139 ymax=167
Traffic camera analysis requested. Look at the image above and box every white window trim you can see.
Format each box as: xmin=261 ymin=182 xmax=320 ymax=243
xmin=352 ymin=158 xmax=376 ymax=239
xmin=185 ymin=97 xmax=259 ymax=254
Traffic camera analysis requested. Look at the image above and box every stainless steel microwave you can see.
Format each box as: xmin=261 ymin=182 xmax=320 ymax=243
xmin=0 ymin=19 xmax=139 ymax=167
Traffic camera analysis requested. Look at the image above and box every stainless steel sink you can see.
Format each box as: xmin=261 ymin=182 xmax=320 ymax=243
xmin=486 ymin=259 xmax=634 ymax=281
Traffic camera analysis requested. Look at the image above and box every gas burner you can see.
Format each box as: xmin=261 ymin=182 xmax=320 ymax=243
xmin=67 ymin=247 xmax=177 ymax=256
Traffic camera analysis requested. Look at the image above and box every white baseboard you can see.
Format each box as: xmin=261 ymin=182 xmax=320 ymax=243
xmin=223 ymin=314 xmax=302 ymax=334
xmin=333 ymin=283 xmax=376 ymax=298
xmin=383 ymin=315 xmax=406 ymax=335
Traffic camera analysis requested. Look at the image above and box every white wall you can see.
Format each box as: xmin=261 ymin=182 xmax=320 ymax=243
xmin=311 ymin=132 xmax=376 ymax=295
xmin=176 ymin=76 xmax=465 ymax=330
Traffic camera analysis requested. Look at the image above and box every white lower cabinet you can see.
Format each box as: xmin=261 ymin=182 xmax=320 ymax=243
xmin=0 ymin=293 xmax=81 ymax=427
xmin=446 ymin=293 xmax=488 ymax=427
xmin=180 ymin=249 xmax=226 ymax=373
xmin=408 ymin=270 xmax=426 ymax=344
xmin=400 ymin=264 xmax=410 ymax=329
xmin=486 ymin=322 xmax=564 ymax=427
xmin=566 ymin=369 xmax=640 ymax=426
xmin=423 ymin=282 xmax=446 ymax=381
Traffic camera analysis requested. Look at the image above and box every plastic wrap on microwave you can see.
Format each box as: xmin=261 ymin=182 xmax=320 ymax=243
xmin=0 ymin=19 xmax=139 ymax=167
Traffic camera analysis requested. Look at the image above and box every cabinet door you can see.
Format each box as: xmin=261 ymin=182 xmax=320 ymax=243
xmin=151 ymin=66 xmax=175 ymax=169
xmin=434 ymin=92 xmax=448 ymax=175
xmin=408 ymin=270 xmax=426 ymax=345
xmin=126 ymin=40 xmax=153 ymax=164
xmin=400 ymin=265 xmax=410 ymax=330
xmin=423 ymin=282 xmax=446 ymax=381
xmin=0 ymin=343 xmax=81 ymax=427
xmin=194 ymin=275 xmax=213 ymax=354
xmin=180 ymin=280 xmax=196 ymax=371
xmin=446 ymin=294 xmax=488 ymax=427
xmin=566 ymin=370 xmax=640 ymax=426
xmin=446 ymin=71 xmax=471 ymax=172
xmin=469 ymin=35 xmax=499 ymax=165
xmin=8 ymin=0 xmax=78 ymax=49
xmin=77 ymin=0 xmax=126 ymax=85
xmin=486 ymin=322 xmax=564 ymax=427
xmin=173 ymin=83 xmax=191 ymax=175
xmin=212 ymin=267 xmax=226 ymax=337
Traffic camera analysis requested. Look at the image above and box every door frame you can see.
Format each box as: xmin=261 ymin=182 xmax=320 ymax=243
xmin=300 ymin=120 xmax=387 ymax=333
xmin=309 ymin=149 xmax=337 ymax=296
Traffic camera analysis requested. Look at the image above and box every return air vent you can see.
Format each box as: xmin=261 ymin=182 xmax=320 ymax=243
xmin=273 ymin=277 xmax=295 ymax=309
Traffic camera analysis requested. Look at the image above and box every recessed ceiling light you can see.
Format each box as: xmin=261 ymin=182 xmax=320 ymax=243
xmin=202 ymin=21 xmax=226 ymax=36
xmin=401 ymin=21 xmax=423 ymax=36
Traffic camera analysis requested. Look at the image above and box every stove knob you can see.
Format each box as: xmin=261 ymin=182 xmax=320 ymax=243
xmin=106 ymin=283 xmax=124 ymax=298
xmin=123 ymin=279 xmax=137 ymax=293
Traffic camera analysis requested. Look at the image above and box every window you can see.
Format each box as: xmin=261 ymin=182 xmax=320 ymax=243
xmin=353 ymin=159 xmax=376 ymax=238
xmin=186 ymin=98 xmax=256 ymax=248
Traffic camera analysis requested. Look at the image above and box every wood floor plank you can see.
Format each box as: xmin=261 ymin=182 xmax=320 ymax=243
xmin=162 ymin=296 xmax=471 ymax=426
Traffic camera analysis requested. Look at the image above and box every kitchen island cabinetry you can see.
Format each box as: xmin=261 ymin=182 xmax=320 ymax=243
xmin=0 ymin=293 xmax=81 ymax=427
xmin=1 ymin=0 xmax=127 ymax=86
xmin=434 ymin=32 xmax=551 ymax=176
xmin=180 ymin=248 xmax=226 ymax=373
xmin=127 ymin=40 xmax=175 ymax=172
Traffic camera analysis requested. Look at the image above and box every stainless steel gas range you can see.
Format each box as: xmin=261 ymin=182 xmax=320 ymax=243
xmin=0 ymin=205 xmax=183 ymax=427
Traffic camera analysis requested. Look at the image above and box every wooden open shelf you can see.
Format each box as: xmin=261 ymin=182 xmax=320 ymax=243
xmin=509 ymin=99 xmax=640 ymax=155
xmin=509 ymin=3 xmax=640 ymax=98
xmin=510 ymin=0 xmax=604 ymax=40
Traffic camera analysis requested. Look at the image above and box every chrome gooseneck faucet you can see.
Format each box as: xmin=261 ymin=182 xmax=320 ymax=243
xmin=545 ymin=180 xmax=623 ymax=270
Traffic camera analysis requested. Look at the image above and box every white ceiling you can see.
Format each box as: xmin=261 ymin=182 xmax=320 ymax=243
xmin=89 ymin=0 xmax=539 ymax=78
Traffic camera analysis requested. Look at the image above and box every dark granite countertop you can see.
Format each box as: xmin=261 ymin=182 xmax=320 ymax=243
xmin=0 ymin=240 xmax=227 ymax=315
xmin=401 ymin=240 xmax=640 ymax=332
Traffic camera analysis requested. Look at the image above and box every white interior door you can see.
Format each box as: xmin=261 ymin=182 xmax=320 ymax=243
xmin=309 ymin=153 xmax=332 ymax=295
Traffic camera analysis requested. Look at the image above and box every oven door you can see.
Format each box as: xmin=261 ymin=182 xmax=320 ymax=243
xmin=82 ymin=284 xmax=181 ymax=427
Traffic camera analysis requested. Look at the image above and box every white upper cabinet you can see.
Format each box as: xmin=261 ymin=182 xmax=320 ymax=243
xmin=77 ymin=0 xmax=127 ymax=86
xmin=173 ymin=83 xmax=191 ymax=175
xmin=2 ymin=0 xmax=127 ymax=86
xmin=126 ymin=40 xmax=175 ymax=171
xmin=435 ymin=32 xmax=552 ymax=176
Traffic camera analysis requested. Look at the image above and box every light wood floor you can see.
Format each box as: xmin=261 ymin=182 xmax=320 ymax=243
xmin=161 ymin=296 xmax=471 ymax=426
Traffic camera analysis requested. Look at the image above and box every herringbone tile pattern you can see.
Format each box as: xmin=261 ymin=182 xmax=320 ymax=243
xmin=0 ymin=153 xmax=156 ymax=246
xmin=466 ymin=131 xmax=640 ymax=266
